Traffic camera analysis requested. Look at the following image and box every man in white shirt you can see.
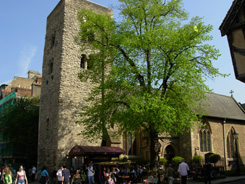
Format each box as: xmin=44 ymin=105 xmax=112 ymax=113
xmin=56 ymin=165 xmax=63 ymax=184
xmin=178 ymin=159 xmax=189 ymax=184
xmin=87 ymin=161 xmax=95 ymax=184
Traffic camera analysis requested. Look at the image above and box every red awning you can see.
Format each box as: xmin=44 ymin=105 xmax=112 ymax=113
xmin=69 ymin=145 xmax=125 ymax=156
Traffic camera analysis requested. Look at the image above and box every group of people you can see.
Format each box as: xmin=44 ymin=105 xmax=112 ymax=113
xmin=0 ymin=165 xmax=29 ymax=184
xmin=54 ymin=161 xmax=143 ymax=184
xmin=55 ymin=161 xmax=95 ymax=184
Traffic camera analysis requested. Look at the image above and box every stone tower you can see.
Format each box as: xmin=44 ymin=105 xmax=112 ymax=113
xmin=38 ymin=0 xmax=112 ymax=169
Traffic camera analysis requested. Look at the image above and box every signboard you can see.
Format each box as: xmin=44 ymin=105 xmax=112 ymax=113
xmin=154 ymin=142 xmax=161 ymax=149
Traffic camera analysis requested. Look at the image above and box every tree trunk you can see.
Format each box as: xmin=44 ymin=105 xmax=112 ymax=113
xmin=150 ymin=129 xmax=158 ymax=170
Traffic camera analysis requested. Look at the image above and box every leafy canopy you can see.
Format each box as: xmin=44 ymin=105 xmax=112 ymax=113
xmin=0 ymin=97 xmax=39 ymax=165
xmin=76 ymin=0 xmax=224 ymax=141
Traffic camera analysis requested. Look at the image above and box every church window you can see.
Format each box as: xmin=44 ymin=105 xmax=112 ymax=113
xmin=227 ymin=128 xmax=237 ymax=158
xmin=199 ymin=122 xmax=211 ymax=152
xmin=123 ymin=133 xmax=137 ymax=155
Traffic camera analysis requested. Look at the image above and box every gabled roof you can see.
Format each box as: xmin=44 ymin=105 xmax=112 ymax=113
xmin=219 ymin=0 xmax=245 ymax=36
xmin=200 ymin=93 xmax=245 ymax=121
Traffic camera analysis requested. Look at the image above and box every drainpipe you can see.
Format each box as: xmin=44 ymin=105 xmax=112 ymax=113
xmin=222 ymin=119 xmax=227 ymax=171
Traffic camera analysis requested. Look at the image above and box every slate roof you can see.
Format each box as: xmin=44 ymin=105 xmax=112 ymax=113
xmin=200 ymin=93 xmax=245 ymax=121
xmin=241 ymin=103 xmax=245 ymax=110
xmin=219 ymin=0 xmax=245 ymax=36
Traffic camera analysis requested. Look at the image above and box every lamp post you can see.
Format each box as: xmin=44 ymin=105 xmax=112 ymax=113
xmin=233 ymin=132 xmax=240 ymax=176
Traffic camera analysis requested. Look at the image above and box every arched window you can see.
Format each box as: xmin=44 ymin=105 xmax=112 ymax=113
xmin=123 ymin=133 xmax=137 ymax=155
xmin=227 ymin=128 xmax=237 ymax=158
xmin=199 ymin=121 xmax=212 ymax=152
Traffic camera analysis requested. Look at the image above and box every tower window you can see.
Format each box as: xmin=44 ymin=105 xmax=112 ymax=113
xmin=49 ymin=59 xmax=54 ymax=74
xmin=81 ymin=54 xmax=87 ymax=69
xmin=50 ymin=32 xmax=56 ymax=49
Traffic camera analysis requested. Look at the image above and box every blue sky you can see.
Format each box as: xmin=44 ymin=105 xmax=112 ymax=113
xmin=0 ymin=0 xmax=245 ymax=103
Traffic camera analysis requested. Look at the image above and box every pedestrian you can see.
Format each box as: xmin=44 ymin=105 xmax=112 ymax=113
xmin=4 ymin=167 xmax=12 ymax=184
xmin=31 ymin=166 xmax=36 ymax=182
xmin=62 ymin=164 xmax=70 ymax=184
xmin=38 ymin=166 xmax=48 ymax=184
xmin=80 ymin=169 xmax=86 ymax=184
xmin=56 ymin=165 xmax=63 ymax=184
xmin=87 ymin=162 xmax=95 ymax=184
xmin=166 ymin=164 xmax=175 ymax=184
xmin=1 ymin=166 xmax=6 ymax=184
xmin=15 ymin=165 xmax=28 ymax=184
xmin=178 ymin=159 xmax=189 ymax=184
xmin=71 ymin=169 xmax=82 ymax=184
xmin=203 ymin=162 xmax=211 ymax=184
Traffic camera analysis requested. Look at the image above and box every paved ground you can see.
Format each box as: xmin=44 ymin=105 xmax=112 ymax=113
xmin=30 ymin=175 xmax=245 ymax=184
xmin=187 ymin=175 xmax=245 ymax=184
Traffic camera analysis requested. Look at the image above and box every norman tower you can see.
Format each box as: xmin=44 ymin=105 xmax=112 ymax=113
xmin=38 ymin=0 xmax=112 ymax=169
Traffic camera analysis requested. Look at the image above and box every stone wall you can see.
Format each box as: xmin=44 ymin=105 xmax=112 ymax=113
xmin=191 ymin=117 xmax=245 ymax=169
xmin=38 ymin=0 xmax=113 ymax=170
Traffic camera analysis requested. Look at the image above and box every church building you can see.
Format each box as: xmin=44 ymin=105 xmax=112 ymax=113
xmin=38 ymin=0 xmax=245 ymax=171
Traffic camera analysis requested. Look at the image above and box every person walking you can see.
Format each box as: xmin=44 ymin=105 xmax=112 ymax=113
xmin=166 ymin=164 xmax=175 ymax=184
xmin=87 ymin=162 xmax=95 ymax=184
xmin=1 ymin=166 xmax=6 ymax=184
xmin=71 ymin=170 xmax=82 ymax=184
xmin=15 ymin=165 xmax=28 ymax=184
xmin=4 ymin=167 xmax=12 ymax=184
xmin=178 ymin=159 xmax=189 ymax=184
xmin=62 ymin=165 xmax=70 ymax=184
xmin=203 ymin=162 xmax=211 ymax=184
xmin=56 ymin=165 xmax=63 ymax=184
xmin=38 ymin=166 xmax=48 ymax=184
xmin=31 ymin=166 xmax=36 ymax=182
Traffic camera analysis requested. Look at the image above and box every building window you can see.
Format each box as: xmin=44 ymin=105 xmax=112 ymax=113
xmin=50 ymin=32 xmax=56 ymax=49
xmin=199 ymin=130 xmax=211 ymax=152
xmin=123 ymin=133 xmax=137 ymax=155
xmin=227 ymin=128 xmax=236 ymax=158
xmin=49 ymin=59 xmax=54 ymax=74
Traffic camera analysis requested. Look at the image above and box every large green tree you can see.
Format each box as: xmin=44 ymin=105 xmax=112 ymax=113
xmin=0 ymin=97 xmax=39 ymax=166
xmin=76 ymin=0 xmax=225 ymax=167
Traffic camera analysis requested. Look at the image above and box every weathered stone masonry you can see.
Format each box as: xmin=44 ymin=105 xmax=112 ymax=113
xmin=38 ymin=0 xmax=112 ymax=170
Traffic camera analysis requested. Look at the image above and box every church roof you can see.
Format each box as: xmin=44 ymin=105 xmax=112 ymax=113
xmin=241 ymin=103 xmax=245 ymax=110
xmin=200 ymin=93 xmax=245 ymax=121
xmin=219 ymin=0 xmax=245 ymax=36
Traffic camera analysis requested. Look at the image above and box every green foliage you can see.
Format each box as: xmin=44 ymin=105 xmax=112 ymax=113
xmin=76 ymin=0 xmax=225 ymax=168
xmin=192 ymin=155 xmax=202 ymax=164
xmin=160 ymin=157 xmax=168 ymax=165
xmin=0 ymin=97 xmax=39 ymax=165
xmin=172 ymin=156 xmax=183 ymax=165
xmin=209 ymin=154 xmax=221 ymax=164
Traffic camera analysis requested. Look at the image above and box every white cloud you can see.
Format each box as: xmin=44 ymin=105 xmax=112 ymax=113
xmin=17 ymin=44 xmax=37 ymax=77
